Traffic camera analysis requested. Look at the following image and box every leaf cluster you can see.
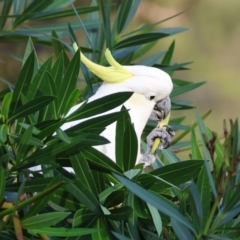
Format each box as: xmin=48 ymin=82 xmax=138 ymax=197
xmin=0 ymin=1 xmax=239 ymax=240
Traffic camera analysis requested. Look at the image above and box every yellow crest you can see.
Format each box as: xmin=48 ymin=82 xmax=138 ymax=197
xmin=73 ymin=43 xmax=133 ymax=83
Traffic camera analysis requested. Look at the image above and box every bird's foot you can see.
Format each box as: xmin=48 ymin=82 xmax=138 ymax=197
xmin=139 ymin=153 xmax=156 ymax=166
xmin=149 ymin=96 xmax=171 ymax=121
xmin=139 ymin=126 xmax=175 ymax=167
xmin=147 ymin=125 xmax=175 ymax=150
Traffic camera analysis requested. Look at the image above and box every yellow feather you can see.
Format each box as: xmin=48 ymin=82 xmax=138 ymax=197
xmin=73 ymin=43 xmax=133 ymax=83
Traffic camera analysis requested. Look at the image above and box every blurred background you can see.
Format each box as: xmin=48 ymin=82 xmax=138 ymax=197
xmin=0 ymin=0 xmax=239 ymax=135
xmin=132 ymin=0 xmax=240 ymax=134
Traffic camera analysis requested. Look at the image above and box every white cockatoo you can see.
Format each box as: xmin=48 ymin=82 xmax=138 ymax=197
xmin=60 ymin=43 xmax=173 ymax=165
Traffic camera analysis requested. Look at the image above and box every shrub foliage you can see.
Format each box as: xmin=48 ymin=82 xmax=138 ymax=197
xmin=0 ymin=0 xmax=239 ymax=239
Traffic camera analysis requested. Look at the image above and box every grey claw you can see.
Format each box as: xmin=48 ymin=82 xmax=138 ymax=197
xmin=139 ymin=153 xmax=156 ymax=166
xmin=147 ymin=126 xmax=175 ymax=151
xmin=163 ymin=125 xmax=175 ymax=137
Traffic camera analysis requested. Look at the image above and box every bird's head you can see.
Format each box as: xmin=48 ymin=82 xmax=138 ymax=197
xmin=73 ymin=43 xmax=173 ymax=102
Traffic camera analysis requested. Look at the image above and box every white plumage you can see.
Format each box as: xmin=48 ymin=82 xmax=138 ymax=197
xmin=61 ymin=47 xmax=173 ymax=164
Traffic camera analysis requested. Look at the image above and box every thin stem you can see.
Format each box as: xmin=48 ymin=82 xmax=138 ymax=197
xmin=203 ymin=196 xmax=221 ymax=234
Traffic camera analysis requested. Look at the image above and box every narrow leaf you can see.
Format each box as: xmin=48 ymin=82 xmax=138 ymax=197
xmin=11 ymin=51 xmax=35 ymax=113
xmin=22 ymin=212 xmax=70 ymax=229
xmin=8 ymin=96 xmax=56 ymax=122
xmin=114 ymin=173 xmax=195 ymax=233
xmin=123 ymin=120 xmax=138 ymax=171
xmin=147 ymin=203 xmax=162 ymax=236
xmin=0 ymin=125 xmax=7 ymax=143
xmin=67 ymin=92 xmax=132 ymax=122
xmin=161 ymin=40 xmax=175 ymax=65
xmin=27 ymin=227 xmax=98 ymax=237
xmin=70 ymin=152 xmax=98 ymax=197
xmin=1 ymin=92 xmax=12 ymax=119
xmin=0 ymin=167 xmax=6 ymax=201
xmin=65 ymin=179 xmax=101 ymax=214
xmin=58 ymin=49 xmax=80 ymax=115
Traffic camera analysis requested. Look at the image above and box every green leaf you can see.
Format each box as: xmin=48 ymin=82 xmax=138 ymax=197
xmin=73 ymin=208 xmax=97 ymax=227
xmin=1 ymin=91 xmax=12 ymax=119
xmin=189 ymin=181 xmax=203 ymax=233
xmin=172 ymin=110 xmax=211 ymax=145
xmin=138 ymin=51 xmax=166 ymax=66
xmin=63 ymin=88 xmax=81 ymax=116
xmin=123 ymin=120 xmax=138 ymax=171
xmin=22 ymin=212 xmax=70 ymax=229
xmin=91 ymin=218 xmax=109 ymax=240
xmin=98 ymin=0 xmax=112 ymax=49
xmin=81 ymin=147 xmax=123 ymax=174
xmin=114 ymin=28 xmax=187 ymax=49
xmin=24 ymin=177 xmax=62 ymax=218
xmin=107 ymin=206 xmax=132 ymax=221
xmin=16 ymin=125 xmax=33 ymax=162
xmin=197 ymin=166 xmax=210 ymax=225
xmin=27 ymin=227 xmax=98 ymax=237
xmin=5 ymin=177 xmax=56 ymax=192
xmin=0 ymin=124 xmax=7 ymax=143
xmin=51 ymin=50 xmax=64 ymax=93
xmin=147 ymin=203 xmax=162 ymax=236
xmin=20 ymin=134 xmax=89 ymax=168
xmin=150 ymin=160 xmax=204 ymax=190
xmin=156 ymin=61 xmax=192 ymax=72
xmin=70 ymin=152 xmax=98 ymax=197
xmin=215 ymin=138 xmax=228 ymax=171
xmin=99 ymin=183 xmax=123 ymax=203
xmin=8 ymin=96 xmax=55 ymax=122
xmin=0 ymin=0 xmax=13 ymax=30
xmin=114 ymin=173 xmax=195 ymax=233
xmin=104 ymin=189 xmax=125 ymax=208
xmin=12 ymin=0 xmax=55 ymax=28
xmin=13 ymin=0 xmax=25 ymax=16
xmin=51 ymin=188 xmax=82 ymax=212
xmin=0 ymin=167 xmax=6 ymax=201
xmin=195 ymin=111 xmax=212 ymax=164
xmin=26 ymin=56 xmax=52 ymax=100
xmin=191 ymin=128 xmax=202 ymax=159
xmin=112 ymin=232 xmax=131 ymax=240
xmin=116 ymin=0 xmax=133 ymax=34
xmin=65 ymin=179 xmax=101 ymax=214
xmin=65 ymin=111 xmax=126 ymax=133
xmin=120 ymin=0 xmax=140 ymax=34
xmin=136 ymin=174 xmax=157 ymax=189
xmin=0 ymin=181 xmax=64 ymax=218
xmin=115 ymin=106 xmax=128 ymax=169
xmin=171 ymin=82 xmax=205 ymax=98
xmin=67 ymin=92 xmax=132 ymax=122
xmin=223 ymin=184 xmax=240 ymax=212
xmin=56 ymin=128 xmax=71 ymax=143
xmin=22 ymin=38 xmax=38 ymax=75
xmin=58 ymin=49 xmax=80 ymax=115
xmin=10 ymin=51 xmax=35 ymax=113
xmin=132 ymin=195 xmax=148 ymax=218
xmin=162 ymin=149 xmax=181 ymax=163
xmin=171 ymin=218 xmax=195 ymax=240
xmin=161 ymin=40 xmax=175 ymax=65
xmin=68 ymin=22 xmax=79 ymax=45
xmin=37 ymin=119 xmax=66 ymax=140
xmin=51 ymin=30 xmax=70 ymax=69
xmin=32 ymin=6 xmax=99 ymax=21
xmin=38 ymin=72 xmax=58 ymax=121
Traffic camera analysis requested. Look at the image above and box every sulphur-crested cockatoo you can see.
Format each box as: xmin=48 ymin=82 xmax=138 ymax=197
xmin=60 ymin=43 xmax=173 ymax=165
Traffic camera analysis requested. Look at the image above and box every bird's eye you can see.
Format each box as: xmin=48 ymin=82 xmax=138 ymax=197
xmin=145 ymin=92 xmax=156 ymax=101
xmin=150 ymin=96 xmax=155 ymax=100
